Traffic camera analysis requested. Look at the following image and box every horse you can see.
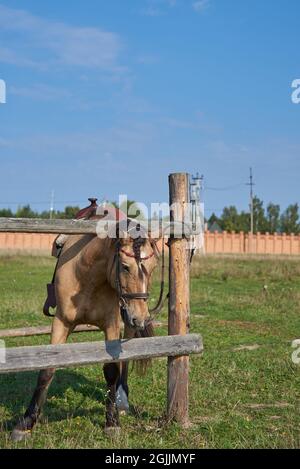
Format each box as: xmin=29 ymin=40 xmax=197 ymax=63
xmin=11 ymin=220 xmax=161 ymax=442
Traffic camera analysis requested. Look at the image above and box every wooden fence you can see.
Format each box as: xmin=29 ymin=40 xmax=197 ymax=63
xmin=0 ymin=173 xmax=202 ymax=428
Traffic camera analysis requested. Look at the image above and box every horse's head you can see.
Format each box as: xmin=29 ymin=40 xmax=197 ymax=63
xmin=107 ymin=226 xmax=160 ymax=331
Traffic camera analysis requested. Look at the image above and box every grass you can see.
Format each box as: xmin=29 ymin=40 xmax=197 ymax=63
xmin=0 ymin=254 xmax=299 ymax=448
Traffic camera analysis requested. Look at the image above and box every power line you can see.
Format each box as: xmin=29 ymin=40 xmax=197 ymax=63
xmin=205 ymin=183 xmax=245 ymax=192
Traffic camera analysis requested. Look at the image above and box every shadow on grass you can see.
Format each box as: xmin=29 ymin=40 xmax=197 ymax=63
xmin=0 ymin=368 xmax=154 ymax=433
xmin=0 ymin=369 xmax=107 ymax=430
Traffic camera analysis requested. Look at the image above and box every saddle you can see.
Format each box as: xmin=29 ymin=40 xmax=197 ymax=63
xmin=43 ymin=198 xmax=99 ymax=317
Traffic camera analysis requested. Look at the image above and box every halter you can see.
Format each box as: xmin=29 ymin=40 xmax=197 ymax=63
xmin=115 ymin=240 xmax=152 ymax=305
xmin=114 ymin=236 xmax=166 ymax=326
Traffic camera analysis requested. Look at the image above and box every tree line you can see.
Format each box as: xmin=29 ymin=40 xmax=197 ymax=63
xmin=0 ymin=197 xmax=299 ymax=234
xmin=208 ymin=197 xmax=300 ymax=234
xmin=0 ymin=205 xmax=81 ymax=220
xmin=0 ymin=200 xmax=142 ymax=221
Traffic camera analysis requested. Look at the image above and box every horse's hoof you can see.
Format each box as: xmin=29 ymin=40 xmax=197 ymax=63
xmin=11 ymin=428 xmax=31 ymax=442
xmin=104 ymin=426 xmax=121 ymax=438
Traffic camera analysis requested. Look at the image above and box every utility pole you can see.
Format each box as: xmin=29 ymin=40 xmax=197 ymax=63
xmin=246 ymin=168 xmax=255 ymax=253
xmin=190 ymin=173 xmax=204 ymax=254
xmin=50 ymin=190 xmax=55 ymax=219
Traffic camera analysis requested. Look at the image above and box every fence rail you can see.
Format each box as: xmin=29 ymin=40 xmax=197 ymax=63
xmin=0 ymin=321 xmax=166 ymax=339
xmin=0 ymin=334 xmax=203 ymax=374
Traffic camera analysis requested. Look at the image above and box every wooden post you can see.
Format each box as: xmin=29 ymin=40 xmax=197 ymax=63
xmin=167 ymin=173 xmax=191 ymax=426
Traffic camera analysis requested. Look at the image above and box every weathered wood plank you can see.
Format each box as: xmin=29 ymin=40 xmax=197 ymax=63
xmin=0 ymin=218 xmax=198 ymax=236
xmin=0 ymin=334 xmax=203 ymax=374
xmin=0 ymin=218 xmax=100 ymax=235
xmin=0 ymin=321 xmax=166 ymax=339
xmin=0 ymin=325 xmax=99 ymax=338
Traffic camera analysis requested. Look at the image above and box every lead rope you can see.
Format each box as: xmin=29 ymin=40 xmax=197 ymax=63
xmin=149 ymin=238 xmax=168 ymax=318
xmin=149 ymin=230 xmax=195 ymax=320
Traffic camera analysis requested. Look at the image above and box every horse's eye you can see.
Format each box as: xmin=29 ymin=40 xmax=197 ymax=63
xmin=122 ymin=264 xmax=130 ymax=273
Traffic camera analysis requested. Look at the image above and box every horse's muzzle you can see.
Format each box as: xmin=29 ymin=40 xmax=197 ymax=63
xmin=120 ymin=306 xmax=146 ymax=331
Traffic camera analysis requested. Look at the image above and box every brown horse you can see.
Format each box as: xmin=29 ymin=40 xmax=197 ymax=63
xmin=11 ymin=220 xmax=160 ymax=442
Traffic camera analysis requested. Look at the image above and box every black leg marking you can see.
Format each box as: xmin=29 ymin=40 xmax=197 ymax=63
xmin=103 ymin=363 xmax=120 ymax=429
xmin=11 ymin=368 xmax=55 ymax=442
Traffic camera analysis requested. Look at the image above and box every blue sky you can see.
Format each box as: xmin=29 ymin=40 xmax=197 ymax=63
xmin=0 ymin=0 xmax=299 ymax=217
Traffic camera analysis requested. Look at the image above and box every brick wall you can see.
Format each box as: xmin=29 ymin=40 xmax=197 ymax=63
xmin=0 ymin=233 xmax=56 ymax=252
xmin=205 ymin=231 xmax=300 ymax=255
xmin=0 ymin=231 xmax=300 ymax=255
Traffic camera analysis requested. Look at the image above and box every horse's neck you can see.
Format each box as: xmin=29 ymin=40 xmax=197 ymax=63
xmin=81 ymin=236 xmax=114 ymax=282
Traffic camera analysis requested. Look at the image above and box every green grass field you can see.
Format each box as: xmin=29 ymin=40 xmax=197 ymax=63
xmin=0 ymin=254 xmax=299 ymax=449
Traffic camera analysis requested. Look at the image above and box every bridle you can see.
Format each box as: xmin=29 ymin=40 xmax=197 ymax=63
xmin=115 ymin=241 xmax=154 ymax=303
xmin=114 ymin=236 xmax=166 ymax=326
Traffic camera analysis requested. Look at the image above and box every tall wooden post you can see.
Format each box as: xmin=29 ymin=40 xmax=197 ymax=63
xmin=167 ymin=173 xmax=191 ymax=426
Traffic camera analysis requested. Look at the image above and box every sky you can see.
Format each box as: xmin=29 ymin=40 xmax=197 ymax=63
xmin=0 ymin=0 xmax=299 ymax=218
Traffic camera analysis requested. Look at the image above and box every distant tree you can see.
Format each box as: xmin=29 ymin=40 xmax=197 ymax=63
xmin=39 ymin=210 xmax=51 ymax=219
xmin=63 ymin=206 xmax=80 ymax=219
xmin=15 ymin=205 xmax=37 ymax=218
xmin=253 ymin=196 xmax=267 ymax=233
xmin=266 ymin=203 xmax=280 ymax=233
xmin=280 ymin=204 xmax=300 ymax=234
xmin=238 ymin=211 xmax=251 ymax=232
xmin=0 ymin=208 xmax=14 ymax=217
xmin=208 ymin=213 xmax=221 ymax=226
xmin=220 ymin=206 xmax=240 ymax=232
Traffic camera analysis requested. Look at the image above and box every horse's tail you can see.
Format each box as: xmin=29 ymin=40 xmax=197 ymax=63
xmin=133 ymin=321 xmax=154 ymax=375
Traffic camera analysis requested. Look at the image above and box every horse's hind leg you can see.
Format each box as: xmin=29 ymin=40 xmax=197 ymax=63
xmin=11 ymin=316 xmax=72 ymax=442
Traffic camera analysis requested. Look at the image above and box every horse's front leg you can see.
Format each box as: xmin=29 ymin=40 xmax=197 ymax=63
xmin=103 ymin=323 xmax=122 ymax=434
xmin=116 ymin=325 xmax=135 ymax=414
xmin=11 ymin=316 xmax=72 ymax=442
xmin=103 ymin=362 xmax=121 ymax=433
